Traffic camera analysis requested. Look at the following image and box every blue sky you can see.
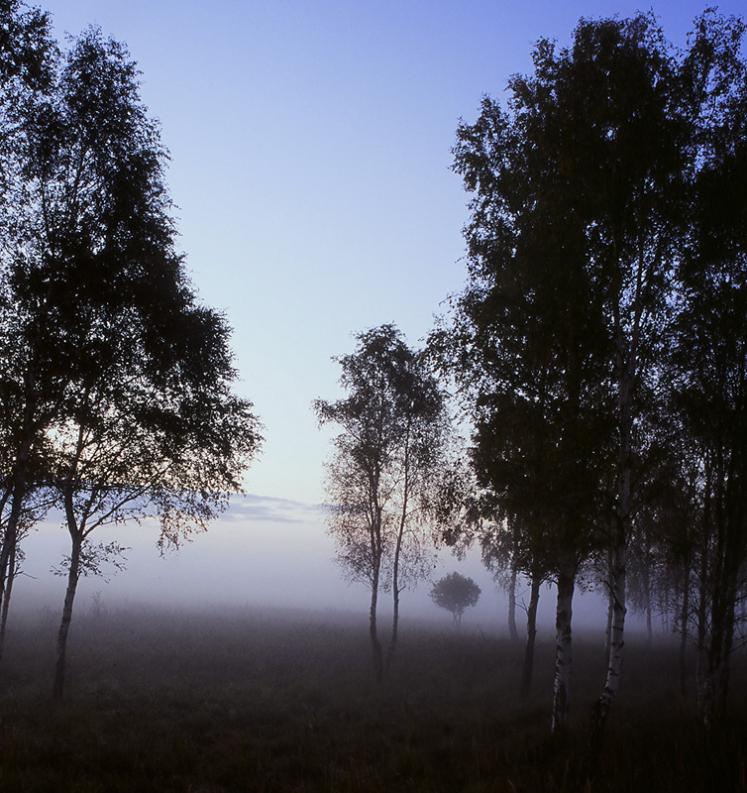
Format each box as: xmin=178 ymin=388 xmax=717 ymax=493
xmin=41 ymin=0 xmax=747 ymax=504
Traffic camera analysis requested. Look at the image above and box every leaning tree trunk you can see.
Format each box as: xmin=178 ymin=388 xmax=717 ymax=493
xmin=53 ymin=536 xmax=82 ymax=700
xmin=507 ymin=564 xmax=519 ymax=642
xmin=520 ymin=572 xmax=541 ymax=698
xmin=551 ymin=560 xmax=576 ymax=732
xmin=0 ymin=446 xmax=31 ymax=620
xmin=0 ymin=539 xmax=17 ymax=663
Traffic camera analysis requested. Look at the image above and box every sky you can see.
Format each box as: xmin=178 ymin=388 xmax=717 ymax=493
xmin=19 ymin=0 xmax=745 ymax=623
xmin=39 ymin=0 xmax=746 ymax=506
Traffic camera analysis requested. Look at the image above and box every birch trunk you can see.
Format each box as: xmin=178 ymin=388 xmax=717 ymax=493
xmin=507 ymin=564 xmax=519 ymax=642
xmin=387 ymin=429 xmax=409 ymax=672
xmin=520 ymin=573 xmax=541 ymax=698
xmin=551 ymin=563 xmax=575 ymax=732
xmin=53 ymin=535 xmax=81 ymax=699
xmin=594 ymin=538 xmax=626 ymax=732
xmin=604 ymin=585 xmax=613 ymax=654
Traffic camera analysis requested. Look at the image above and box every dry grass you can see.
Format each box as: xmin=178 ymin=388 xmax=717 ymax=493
xmin=0 ymin=605 xmax=744 ymax=792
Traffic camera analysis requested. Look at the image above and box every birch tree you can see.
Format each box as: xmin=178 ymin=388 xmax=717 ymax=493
xmin=674 ymin=11 xmax=747 ymax=724
xmin=315 ymin=324 xmax=450 ymax=681
xmin=0 ymin=22 xmax=261 ymax=693
xmin=440 ymin=41 xmax=615 ymax=727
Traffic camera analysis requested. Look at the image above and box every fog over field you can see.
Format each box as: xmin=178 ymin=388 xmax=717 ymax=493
xmin=14 ymin=494 xmax=635 ymax=636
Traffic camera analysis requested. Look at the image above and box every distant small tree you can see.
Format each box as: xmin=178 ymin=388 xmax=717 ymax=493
xmin=430 ymin=572 xmax=481 ymax=626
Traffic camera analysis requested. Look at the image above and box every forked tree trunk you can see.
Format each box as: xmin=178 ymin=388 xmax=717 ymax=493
xmin=520 ymin=572 xmax=541 ymax=698
xmin=551 ymin=562 xmax=575 ymax=732
xmin=54 ymin=536 xmax=81 ymax=699
xmin=507 ymin=564 xmax=519 ymax=642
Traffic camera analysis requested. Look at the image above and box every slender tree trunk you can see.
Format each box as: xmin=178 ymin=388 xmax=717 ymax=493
xmin=0 ymin=539 xmax=17 ymax=662
xmin=551 ymin=561 xmax=575 ymax=732
xmin=717 ymin=594 xmax=736 ymax=718
xmin=387 ymin=439 xmax=409 ymax=672
xmin=54 ymin=536 xmax=81 ymax=700
xmin=0 ymin=452 xmax=30 ymax=619
xmin=521 ymin=572 xmax=541 ymax=698
xmin=594 ymin=539 xmax=627 ymax=732
xmin=594 ymin=357 xmax=634 ymax=739
xmin=646 ymin=603 xmax=653 ymax=646
xmin=605 ymin=584 xmax=613 ymax=654
xmin=695 ymin=467 xmax=711 ymax=712
xmin=0 ymin=370 xmax=36 ymax=617
xmin=679 ymin=564 xmax=690 ymax=698
xmin=507 ymin=563 xmax=519 ymax=642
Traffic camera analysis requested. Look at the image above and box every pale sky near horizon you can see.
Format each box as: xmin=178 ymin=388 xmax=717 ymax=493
xmin=40 ymin=0 xmax=746 ymax=506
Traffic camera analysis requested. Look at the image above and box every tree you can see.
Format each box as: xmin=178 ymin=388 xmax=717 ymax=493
xmin=315 ymin=324 xmax=451 ymax=680
xmin=0 ymin=0 xmax=57 ymax=647
xmin=430 ymin=572 xmax=481 ymax=626
xmin=0 ymin=23 xmax=261 ymax=695
xmin=672 ymin=10 xmax=747 ymax=725
xmin=439 ymin=18 xmax=617 ymax=727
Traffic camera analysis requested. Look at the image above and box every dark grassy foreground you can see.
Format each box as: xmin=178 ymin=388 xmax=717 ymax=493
xmin=0 ymin=606 xmax=744 ymax=792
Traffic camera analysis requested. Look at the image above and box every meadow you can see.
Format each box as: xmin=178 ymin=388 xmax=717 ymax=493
xmin=0 ymin=605 xmax=744 ymax=792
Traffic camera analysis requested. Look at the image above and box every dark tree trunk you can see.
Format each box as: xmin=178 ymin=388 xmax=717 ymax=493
xmin=520 ymin=572 xmax=541 ymax=698
xmin=53 ymin=536 xmax=81 ymax=700
xmin=695 ymin=470 xmax=711 ymax=711
xmin=679 ymin=564 xmax=690 ymax=698
xmin=0 ymin=539 xmax=17 ymax=662
xmin=387 ymin=447 xmax=409 ymax=673
xmin=551 ymin=561 xmax=575 ymax=732
xmin=507 ymin=564 xmax=519 ymax=642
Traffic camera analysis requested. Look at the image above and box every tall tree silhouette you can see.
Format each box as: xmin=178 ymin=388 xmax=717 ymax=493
xmin=0 ymin=23 xmax=261 ymax=693
xmin=438 ymin=29 xmax=615 ymax=726
xmin=315 ymin=325 xmax=450 ymax=680
xmin=674 ymin=10 xmax=747 ymax=725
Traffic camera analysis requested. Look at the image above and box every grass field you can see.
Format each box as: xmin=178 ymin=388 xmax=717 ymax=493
xmin=0 ymin=605 xmax=744 ymax=792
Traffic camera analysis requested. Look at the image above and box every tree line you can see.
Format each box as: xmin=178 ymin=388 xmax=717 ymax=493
xmin=316 ymin=9 xmax=746 ymax=746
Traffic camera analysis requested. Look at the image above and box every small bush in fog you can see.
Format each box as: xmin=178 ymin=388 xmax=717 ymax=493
xmin=430 ymin=573 xmax=480 ymax=626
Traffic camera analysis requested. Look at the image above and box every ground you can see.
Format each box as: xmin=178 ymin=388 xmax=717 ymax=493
xmin=0 ymin=605 xmax=744 ymax=792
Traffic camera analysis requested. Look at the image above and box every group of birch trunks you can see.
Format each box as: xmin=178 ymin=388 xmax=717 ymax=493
xmin=440 ymin=10 xmax=747 ymax=748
